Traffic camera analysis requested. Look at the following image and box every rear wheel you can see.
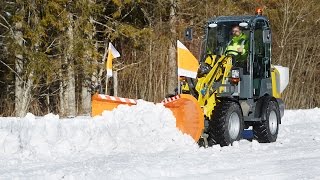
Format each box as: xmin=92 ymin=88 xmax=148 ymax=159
xmin=208 ymin=101 xmax=244 ymax=147
xmin=253 ymin=100 xmax=280 ymax=143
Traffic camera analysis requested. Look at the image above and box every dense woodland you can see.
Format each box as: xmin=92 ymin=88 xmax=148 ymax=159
xmin=0 ymin=0 xmax=319 ymax=117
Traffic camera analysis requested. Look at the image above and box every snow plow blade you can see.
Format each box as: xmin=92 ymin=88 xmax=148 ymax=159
xmin=162 ymin=94 xmax=204 ymax=141
xmin=91 ymin=94 xmax=204 ymax=142
xmin=91 ymin=94 xmax=137 ymax=117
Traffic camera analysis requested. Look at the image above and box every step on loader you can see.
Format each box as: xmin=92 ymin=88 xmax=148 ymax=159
xmin=92 ymin=12 xmax=289 ymax=147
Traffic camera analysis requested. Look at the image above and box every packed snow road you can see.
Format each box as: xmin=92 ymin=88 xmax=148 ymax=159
xmin=0 ymin=101 xmax=320 ymax=179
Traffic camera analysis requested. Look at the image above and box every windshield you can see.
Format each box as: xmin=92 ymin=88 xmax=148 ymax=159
xmin=204 ymin=21 xmax=250 ymax=60
xmin=206 ymin=28 xmax=218 ymax=55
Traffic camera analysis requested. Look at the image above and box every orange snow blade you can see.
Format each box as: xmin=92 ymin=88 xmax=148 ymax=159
xmin=91 ymin=94 xmax=137 ymax=116
xmin=91 ymin=93 xmax=204 ymax=142
xmin=163 ymin=94 xmax=204 ymax=141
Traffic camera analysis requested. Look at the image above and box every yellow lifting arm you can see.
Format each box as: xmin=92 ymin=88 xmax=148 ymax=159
xmin=196 ymin=55 xmax=233 ymax=118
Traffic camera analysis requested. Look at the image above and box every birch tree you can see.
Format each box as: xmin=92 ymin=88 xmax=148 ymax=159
xmin=167 ymin=0 xmax=177 ymax=95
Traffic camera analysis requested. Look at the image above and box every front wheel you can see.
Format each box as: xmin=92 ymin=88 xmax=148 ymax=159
xmin=208 ymin=101 xmax=244 ymax=147
xmin=253 ymin=100 xmax=280 ymax=143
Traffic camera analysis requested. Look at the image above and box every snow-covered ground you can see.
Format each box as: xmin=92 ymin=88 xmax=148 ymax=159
xmin=0 ymin=101 xmax=320 ymax=179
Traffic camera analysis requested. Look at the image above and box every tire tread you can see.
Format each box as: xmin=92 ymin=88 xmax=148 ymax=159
xmin=208 ymin=101 xmax=243 ymax=146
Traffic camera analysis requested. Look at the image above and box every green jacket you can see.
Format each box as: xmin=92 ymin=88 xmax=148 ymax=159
xmin=225 ymin=33 xmax=249 ymax=62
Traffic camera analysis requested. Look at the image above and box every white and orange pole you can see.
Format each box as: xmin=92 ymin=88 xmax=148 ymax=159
xmin=105 ymin=43 xmax=120 ymax=95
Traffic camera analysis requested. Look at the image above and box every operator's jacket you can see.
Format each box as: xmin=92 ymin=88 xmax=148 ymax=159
xmin=225 ymin=33 xmax=249 ymax=64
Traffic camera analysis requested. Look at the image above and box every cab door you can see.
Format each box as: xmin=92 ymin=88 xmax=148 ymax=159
xmin=252 ymin=19 xmax=272 ymax=97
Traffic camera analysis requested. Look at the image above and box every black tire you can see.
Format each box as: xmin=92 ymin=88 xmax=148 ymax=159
xmin=208 ymin=101 xmax=244 ymax=147
xmin=253 ymin=100 xmax=280 ymax=143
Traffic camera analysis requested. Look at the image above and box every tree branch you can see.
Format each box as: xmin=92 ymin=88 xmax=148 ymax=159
xmin=0 ymin=15 xmax=11 ymax=27
xmin=115 ymin=61 xmax=142 ymax=71
xmin=0 ymin=59 xmax=22 ymax=81
xmin=0 ymin=22 xmax=9 ymax=29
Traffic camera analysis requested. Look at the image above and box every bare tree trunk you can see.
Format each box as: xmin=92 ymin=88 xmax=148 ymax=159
xmin=14 ymin=18 xmax=35 ymax=117
xmin=14 ymin=22 xmax=23 ymax=117
xmin=18 ymin=72 xmax=34 ymax=117
xmin=46 ymin=86 xmax=50 ymax=114
xmin=81 ymin=56 xmax=91 ymax=114
xmin=65 ymin=13 xmax=76 ymax=117
xmin=148 ymin=32 xmax=153 ymax=101
xmin=59 ymin=65 xmax=65 ymax=116
xmin=91 ymin=39 xmax=105 ymax=94
xmin=80 ymin=16 xmax=95 ymax=115
xmin=97 ymin=41 xmax=109 ymax=95
xmin=80 ymin=53 xmax=92 ymax=115
xmin=81 ymin=82 xmax=91 ymax=114
xmin=167 ymin=0 xmax=177 ymax=95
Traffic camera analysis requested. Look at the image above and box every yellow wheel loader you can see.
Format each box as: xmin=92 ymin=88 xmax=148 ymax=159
xmin=92 ymin=14 xmax=289 ymax=147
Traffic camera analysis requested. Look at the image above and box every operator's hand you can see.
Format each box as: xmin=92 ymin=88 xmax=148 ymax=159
xmin=237 ymin=47 xmax=243 ymax=53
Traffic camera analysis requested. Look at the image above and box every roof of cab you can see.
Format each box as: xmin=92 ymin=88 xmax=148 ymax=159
xmin=207 ymin=15 xmax=268 ymax=24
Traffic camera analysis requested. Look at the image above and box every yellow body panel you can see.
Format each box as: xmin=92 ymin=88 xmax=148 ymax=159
xmin=181 ymin=80 xmax=190 ymax=92
xmin=271 ymin=67 xmax=281 ymax=98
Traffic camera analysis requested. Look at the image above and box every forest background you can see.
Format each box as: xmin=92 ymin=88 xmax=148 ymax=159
xmin=0 ymin=0 xmax=319 ymax=117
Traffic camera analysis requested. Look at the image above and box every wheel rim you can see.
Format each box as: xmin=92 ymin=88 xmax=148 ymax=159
xmin=228 ymin=112 xmax=240 ymax=140
xmin=269 ymin=111 xmax=278 ymax=135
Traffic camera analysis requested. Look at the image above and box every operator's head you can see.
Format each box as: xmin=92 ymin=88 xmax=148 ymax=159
xmin=232 ymin=26 xmax=241 ymax=37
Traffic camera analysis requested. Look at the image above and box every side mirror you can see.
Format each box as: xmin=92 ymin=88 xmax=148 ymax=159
xmin=263 ymin=29 xmax=271 ymax=43
xmin=185 ymin=27 xmax=193 ymax=41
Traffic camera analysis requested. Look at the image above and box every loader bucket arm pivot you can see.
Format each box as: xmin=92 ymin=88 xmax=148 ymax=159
xmin=163 ymin=94 xmax=204 ymax=141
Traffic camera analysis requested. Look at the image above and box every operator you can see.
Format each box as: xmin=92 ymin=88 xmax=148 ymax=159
xmin=225 ymin=25 xmax=249 ymax=67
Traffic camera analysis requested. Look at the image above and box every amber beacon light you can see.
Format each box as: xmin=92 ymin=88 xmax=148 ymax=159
xmin=255 ymin=8 xmax=263 ymax=15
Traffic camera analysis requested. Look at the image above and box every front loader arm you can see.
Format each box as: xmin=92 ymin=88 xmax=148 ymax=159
xmin=196 ymin=55 xmax=233 ymax=118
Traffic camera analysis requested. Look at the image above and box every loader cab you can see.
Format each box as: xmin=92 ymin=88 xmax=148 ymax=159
xmin=205 ymin=17 xmax=251 ymax=62
xmin=205 ymin=15 xmax=273 ymax=99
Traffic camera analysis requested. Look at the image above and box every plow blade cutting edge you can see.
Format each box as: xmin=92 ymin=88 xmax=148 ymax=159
xmin=91 ymin=94 xmax=137 ymax=116
xmin=91 ymin=94 xmax=204 ymax=141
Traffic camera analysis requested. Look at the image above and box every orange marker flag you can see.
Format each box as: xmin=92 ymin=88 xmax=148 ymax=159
xmin=106 ymin=43 xmax=120 ymax=77
xmin=177 ymin=40 xmax=199 ymax=78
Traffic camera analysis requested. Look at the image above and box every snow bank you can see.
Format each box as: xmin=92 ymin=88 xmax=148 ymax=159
xmin=1 ymin=107 xmax=320 ymax=179
xmin=0 ymin=101 xmax=196 ymax=159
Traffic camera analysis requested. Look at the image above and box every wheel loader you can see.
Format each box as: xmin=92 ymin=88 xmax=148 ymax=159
xmin=91 ymin=13 xmax=289 ymax=147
